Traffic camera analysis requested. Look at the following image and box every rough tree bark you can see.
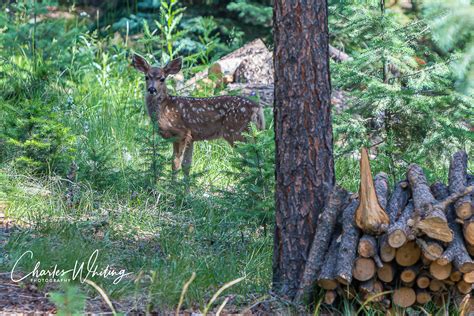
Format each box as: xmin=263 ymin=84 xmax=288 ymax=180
xmin=273 ymin=0 xmax=334 ymax=300
xmin=335 ymin=199 xmax=361 ymax=285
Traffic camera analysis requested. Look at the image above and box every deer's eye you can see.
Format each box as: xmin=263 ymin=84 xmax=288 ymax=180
xmin=145 ymin=76 xmax=150 ymax=81
xmin=160 ymin=77 xmax=165 ymax=82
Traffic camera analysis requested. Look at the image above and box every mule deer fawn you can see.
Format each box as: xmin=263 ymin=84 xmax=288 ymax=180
xmin=132 ymin=54 xmax=265 ymax=177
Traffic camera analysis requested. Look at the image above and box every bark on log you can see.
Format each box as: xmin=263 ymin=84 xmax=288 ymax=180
xmin=358 ymin=234 xmax=383 ymax=268
xmin=377 ymin=262 xmax=395 ymax=283
xmin=387 ymin=202 xmax=415 ymax=248
xmin=393 ymin=287 xmax=416 ymax=308
xmin=317 ymin=233 xmax=341 ymax=290
xmin=430 ymin=261 xmax=452 ymax=280
xmin=360 ymin=278 xmax=384 ymax=302
xmin=295 ymin=187 xmax=350 ymax=300
xmin=352 ymin=257 xmax=376 ymax=281
xmin=432 ymin=180 xmax=474 ymax=273
xmin=416 ymin=237 xmax=444 ymax=261
xmin=407 ymin=164 xmax=453 ymax=242
xmin=385 ymin=180 xmax=410 ymax=225
xmin=335 ymin=199 xmax=361 ymax=285
xmin=379 ymin=234 xmax=396 ymax=262
xmin=355 ymin=148 xmax=390 ymax=234
xmin=374 ymin=172 xmax=389 ymax=209
xmin=449 ymin=151 xmax=472 ymax=219
xmin=395 ymin=241 xmax=421 ymax=266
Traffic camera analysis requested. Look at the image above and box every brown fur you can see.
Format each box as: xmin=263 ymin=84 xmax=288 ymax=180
xmin=132 ymin=54 xmax=265 ymax=176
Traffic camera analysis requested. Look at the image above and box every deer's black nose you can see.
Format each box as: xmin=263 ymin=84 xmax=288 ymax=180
xmin=148 ymin=87 xmax=157 ymax=94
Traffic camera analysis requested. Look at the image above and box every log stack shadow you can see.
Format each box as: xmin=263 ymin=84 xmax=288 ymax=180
xmin=295 ymin=149 xmax=474 ymax=311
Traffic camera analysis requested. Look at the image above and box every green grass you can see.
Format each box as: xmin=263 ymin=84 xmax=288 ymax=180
xmin=0 ymin=169 xmax=272 ymax=311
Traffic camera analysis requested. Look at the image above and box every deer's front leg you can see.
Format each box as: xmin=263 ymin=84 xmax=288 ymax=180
xmin=182 ymin=141 xmax=194 ymax=177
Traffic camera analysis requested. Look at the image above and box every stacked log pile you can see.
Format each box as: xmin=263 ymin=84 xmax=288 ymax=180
xmin=295 ymin=149 xmax=474 ymax=310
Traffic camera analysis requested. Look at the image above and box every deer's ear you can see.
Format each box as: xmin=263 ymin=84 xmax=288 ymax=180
xmin=132 ymin=54 xmax=150 ymax=73
xmin=164 ymin=57 xmax=182 ymax=76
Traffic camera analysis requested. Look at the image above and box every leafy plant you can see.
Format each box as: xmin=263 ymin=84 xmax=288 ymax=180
xmin=49 ymin=285 xmax=86 ymax=316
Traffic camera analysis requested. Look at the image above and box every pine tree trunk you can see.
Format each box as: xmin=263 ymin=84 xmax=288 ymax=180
xmin=273 ymin=0 xmax=334 ymax=299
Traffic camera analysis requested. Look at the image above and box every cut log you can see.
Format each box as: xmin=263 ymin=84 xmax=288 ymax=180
xmin=379 ymin=234 xmax=396 ymax=262
xmin=432 ymin=180 xmax=474 ymax=273
xmin=392 ymin=287 xmax=416 ymax=308
xmin=360 ymin=278 xmax=385 ymax=302
xmin=395 ymin=241 xmax=421 ymax=267
xmin=457 ymin=280 xmax=473 ymax=294
xmin=377 ymin=262 xmax=395 ymax=283
xmin=358 ymin=234 xmax=377 ymax=258
xmin=416 ymin=272 xmax=431 ymax=289
xmin=430 ymin=261 xmax=452 ymax=280
xmin=387 ymin=202 xmax=415 ymax=248
xmin=317 ymin=234 xmax=341 ymax=290
xmin=335 ymin=200 xmax=361 ymax=285
xmin=355 ymin=148 xmax=389 ymax=235
xmin=358 ymin=234 xmax=383 ymax=268
xmin=429 ymin=279 xmax=444 ymax=292
xmin=464 ymin=217 xmax=474 ymax=246
xmin=352 ymin=257 xmax=376 ymax=281
xmin=438 ymin=221 xmax=474 ymax=272
xmin=463 ymin=271 xmax=474 ymax=283
xmin=416 ymin=290 xmax=432 ymax=305
xmin=324 ymin=290 xmax=337 ymax=305
xmin=400 ymin=264 xmax=420 ymax=283
xmin=450 ymin=270 xmax=463 ymax=282
xmin=374 ymin=172 xmax=389 ymax=209
xmin=421 ymin=253 xmax=432 ymax=266
xmin=416 ymin=237 xmax=444 ymax=261
xmin=296 ymin=186 xmax=350 ymax=300
xmin=467 ymin=243 xmax=474 ymax=256
xmin=449 ymin=151 xmax=472 ymax=219
xmin=407 ymin=164 xmax=453 ymax=242
xmin=359 ymin=278 xmax=375 ymax=293
xmin=329 ymin=45 xmax=353 ymax=62
xmin=385 ymin=180 xmax=410 ymax=225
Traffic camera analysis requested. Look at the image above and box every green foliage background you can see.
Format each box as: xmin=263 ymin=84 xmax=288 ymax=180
xmin=0 ymin=0 xmax=472 ymax=313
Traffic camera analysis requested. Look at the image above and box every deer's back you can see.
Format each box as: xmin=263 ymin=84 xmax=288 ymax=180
xmin=167 ymin=95 xmax=260 ymax=141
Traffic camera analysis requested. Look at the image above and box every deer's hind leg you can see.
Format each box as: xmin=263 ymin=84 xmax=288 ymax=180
xmin=172 ymin=141 xmax=182 ymax=180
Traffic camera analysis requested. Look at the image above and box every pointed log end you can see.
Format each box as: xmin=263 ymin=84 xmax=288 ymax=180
xmin=355 ymin=147 xmax=390 ymax=234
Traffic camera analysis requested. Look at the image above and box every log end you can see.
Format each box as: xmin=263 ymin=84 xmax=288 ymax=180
xmin=393 ymin=287 xmax=416 ymax=308
xmin=317 ymin=279 xmax=338 ymax=290
xmin=388 ymin=229 xmax=407 ymax=248
xmin=456 ymin=202 xmax=473 ymax=220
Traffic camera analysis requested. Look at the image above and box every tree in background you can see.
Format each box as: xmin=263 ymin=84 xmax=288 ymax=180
xmin=272 ymin=0 xmax=334 ymax=299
